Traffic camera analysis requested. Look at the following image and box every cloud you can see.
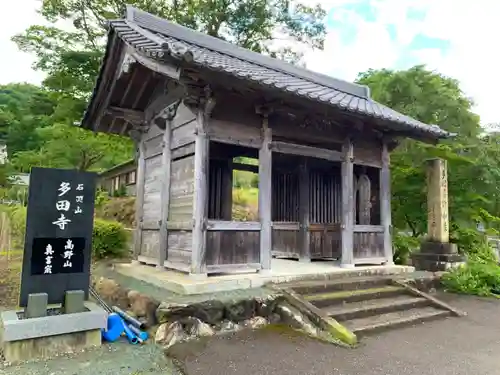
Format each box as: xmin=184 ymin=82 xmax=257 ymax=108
xmin=0 ymin=0 xmax=46 ymax=85
xmin=304 ymin=0 xmax=500 ymax=126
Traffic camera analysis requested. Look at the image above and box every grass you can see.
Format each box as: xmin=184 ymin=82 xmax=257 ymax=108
xmin=0 ymin=257 xmax=22 ymax=310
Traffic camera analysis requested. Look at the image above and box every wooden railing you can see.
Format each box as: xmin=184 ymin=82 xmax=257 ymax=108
xmin=205 ymin=220 xmax=261 ymax=273
xmin=353 ymin=225 xmax=384 ymax=264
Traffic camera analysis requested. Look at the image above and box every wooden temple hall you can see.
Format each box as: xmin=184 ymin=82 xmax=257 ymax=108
xmin=82 ymin=7 xmax=450 ymax=276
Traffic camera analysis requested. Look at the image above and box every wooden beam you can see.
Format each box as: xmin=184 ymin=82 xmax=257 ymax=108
xmin=353 ymin=225 xmax=384 ymax=233
xmin=158 ymin=117 xmax=172 ymax=268
xmin=126 ymin=45 xmax=181 ymax=80
xmin=119 ymin=70 xmax=153 ymax=135
xmin=340 ymin=138 xmax=355 ymax=268
xmin=108 ymin=65 xmax=139 ymax=133
xmin=270 ymin=141 xmax=342 ymax=162
xmin=208 ymin=133 xmax=261 ymax=149
xmin=206 ymin=263 xmax=261 ymax=273
xmin=191 ymin=93 xmax=216 ymax=275
xmin=380 ymin=140 xmax=394 ymax=265
xmin=259 ymin=112 xmax=273 ymax=272
xmin=232 ymin=162 xmax=259 ymax=173
xmin=299 ymin=158 xmax=310 ymax=262
xmin=133 ymin=134 xmax=147 ymax=260
xmin=222 ymin=160 xmax=233 ymax=220
xmin=206 ymin=220 xmax=261 ymax=231
xmin=94 ymin=39 xmax=126 ymax=132
xmin=107 ymin=106 xmax=145 ymax=124
xmin=145 ymin=81 xmax=185 ymax=122
xmin=272 ymin=222 xmax=300 ymax=231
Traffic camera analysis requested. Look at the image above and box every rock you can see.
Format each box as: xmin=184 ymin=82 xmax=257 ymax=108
xmin=219 ymin=320 xmax=242 ymax=333
xmin=155 ymin=321 xmax=187 ymax=348
xmin=191 ymin=300 xmax=225 ymax=325
xmin=94 ymin=278 xmax=129 ymax=308
xmin=224 ymin=299 xmax=256 ymax=322
xmin=243 ymin=316 xmax=267 ymax=330
xmin=156 ymin=302 xmax=196 ymax=324
xmin=188 ymin=317 xmax=215 ymax=337
xmin=255 ymin=295 xmax=280 ymax=317
xmin=276 ymin=303 xmax=318 ymax=337
xmin=268 ymin=313 xmax=282 ymax=324
xmin=127 ymin=290 xmax=141 ymax=301
xmin=128 ymin=290 xmax=160 ymax=326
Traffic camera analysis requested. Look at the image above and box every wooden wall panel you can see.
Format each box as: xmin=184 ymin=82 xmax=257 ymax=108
xmin=142 ymin=154 xmax=162 ymax=223
xmin=167 ymin=230 xmax=192 ymax=264
xmin=168 ymin=155 xmax=195 ymax=223
xmin=354 ymin=139 xmax=382 ymax=167
xmin=140 ymin=229 xmax=160 ymax=262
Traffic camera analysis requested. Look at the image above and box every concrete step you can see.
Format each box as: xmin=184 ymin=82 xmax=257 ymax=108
xmin=287 ymin=275 xmax=395 ymax=295
xmin=343 ymin=306 xmax=451 ymax=336
xmin=304 ymin=285 xmax=406 ymax=308
xmin=324 ymin=295 xmax=429 ymax=321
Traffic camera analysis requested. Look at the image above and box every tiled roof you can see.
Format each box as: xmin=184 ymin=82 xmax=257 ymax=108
xmin=92 ymin=6 xmax=450 ymax=139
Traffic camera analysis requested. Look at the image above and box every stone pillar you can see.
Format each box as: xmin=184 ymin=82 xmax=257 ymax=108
xmin=340 ymin=138 xmax=355 ymax=268
xmin=412 ymin=158 xmax=464 ymax=271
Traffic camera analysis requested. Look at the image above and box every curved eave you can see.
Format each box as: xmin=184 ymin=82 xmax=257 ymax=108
xmin=81 ymin=28 xmax=121 ymax=131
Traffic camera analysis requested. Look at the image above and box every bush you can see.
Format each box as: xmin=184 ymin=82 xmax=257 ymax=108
xmin=92 ymin=219 xmax=128 ymax=259
xmin=393 ymin=233 xmax=420 ymax=265
xmin=0 ymin=204 xmax=27 ymax=248
xmin=96 ymin=197 xmax=136 ymax=227
xmin=442 ymin=262 xmax=500 ymax=296
xmin=94 ymin=189 xmax=111 ymax=210
xmin=451 ymin=226 xmax=496 ymax=264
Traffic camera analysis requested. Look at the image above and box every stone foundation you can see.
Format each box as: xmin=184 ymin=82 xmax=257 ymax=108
xmin=0 ymin=301 xmax=106 ymax=363
xmin=412 ymin=242 xmax=465 ymax=272
xmin=2 ymin=329 xmax=101 ymax=364
xmin=92 ymin=276 xmax=356 ymax=348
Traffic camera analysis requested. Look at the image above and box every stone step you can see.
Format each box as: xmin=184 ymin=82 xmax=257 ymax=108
xmin=286 ymin=275 xmax=395 ymax=295
xmin=343 ymin=306 xmax=451 ymax=336
xmin=324 ymin=295 xmax=430 ymax=322
xmin=304 ymin=285 xmax=406 ymax=308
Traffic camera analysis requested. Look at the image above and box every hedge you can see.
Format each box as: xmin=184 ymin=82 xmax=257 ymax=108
xmin=0 ymin=204 xmax=128 ymax=260
xmin=92 ymin=218 xmax=128 ymax=259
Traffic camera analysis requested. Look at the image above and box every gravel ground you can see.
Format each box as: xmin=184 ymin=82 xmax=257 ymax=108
xmin=0 ymin=341 xmax=181 ymax=375
xmin=181 ymin=293 xmax=500 ymax=375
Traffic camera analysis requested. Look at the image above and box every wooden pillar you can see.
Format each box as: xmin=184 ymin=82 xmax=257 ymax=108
xmin=380 ymin=140 xmax=393 ymax=265
xmin=258 ymin=110 xmax=272 ymax=272
xmin=221 ymin=159 xmax=234 ymax=220
xmin=340 ymin=138 xmax=355 ymax=268
xmin=191 ymin=92 xmax=216 ymax=276
xmin=299 ymin=158 xmax=310 ymax=262
xmin=131 ymin=129 xmax=146 ymax=261
xmin=157 ymin=114 xmax=173 ymax=268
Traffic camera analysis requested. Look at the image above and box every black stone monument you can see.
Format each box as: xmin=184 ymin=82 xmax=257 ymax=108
xmin=19 ymin=167 xmax=97 ymax=307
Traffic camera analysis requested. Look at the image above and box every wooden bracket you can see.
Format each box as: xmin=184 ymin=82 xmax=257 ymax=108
xmin=255 ymin=104 xmax=274 ymax=118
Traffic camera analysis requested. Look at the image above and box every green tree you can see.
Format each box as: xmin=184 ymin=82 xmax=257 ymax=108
xmin=0 ymin=164 xmax=9 ymax=187
xmin=356 ymin=65 xmax=489 ymax=236
xmin=11 ymin=123 xmax=133 ymax=172
xmin=0 ymin=84 xmax=59 ymax=155
xmin=13 ymin=0 xmax=326 ymax=103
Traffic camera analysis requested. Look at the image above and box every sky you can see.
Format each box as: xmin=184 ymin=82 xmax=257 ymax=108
xmin=0 ymin=0 xmax=498 ymax=125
